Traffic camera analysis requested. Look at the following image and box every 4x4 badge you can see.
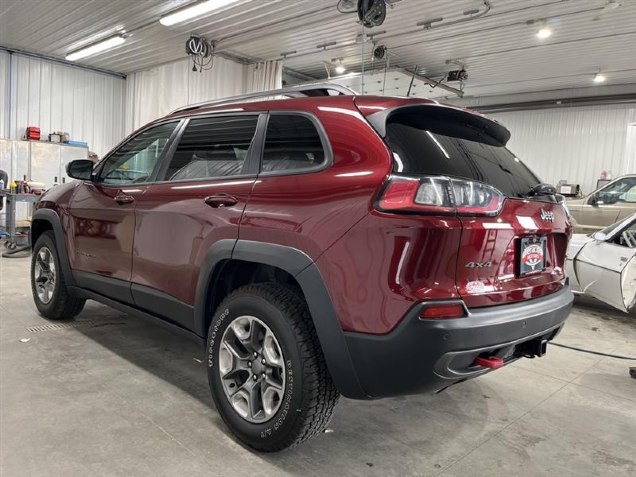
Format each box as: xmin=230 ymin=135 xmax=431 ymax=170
xmin=540 ymin=209 xmax=554 ymax=222
xmin=465 ymin=261 xmax=492 ymax=269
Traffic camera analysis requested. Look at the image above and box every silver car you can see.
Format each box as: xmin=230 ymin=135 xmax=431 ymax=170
xmin=566 ymin=214 xmax=636 ymax=313
xmin=567 ymin=174 xmax=636 ymax=233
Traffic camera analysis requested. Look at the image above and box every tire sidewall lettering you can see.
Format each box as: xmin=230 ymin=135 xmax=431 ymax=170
xmin=208 ymin=307 xmax=230 ymax=368
xmin=261 ymin=359 xmax=294 ymax=438
xmin=209 ymin=308 xmax=296 ymax=438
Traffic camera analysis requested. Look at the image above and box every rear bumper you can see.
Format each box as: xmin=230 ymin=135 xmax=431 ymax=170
xmin=343 ymin=285 xmax=573 ymax=399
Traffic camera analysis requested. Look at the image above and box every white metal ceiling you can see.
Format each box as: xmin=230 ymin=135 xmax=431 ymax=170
xmin=1 ymin=0 xmax=635 ymax=99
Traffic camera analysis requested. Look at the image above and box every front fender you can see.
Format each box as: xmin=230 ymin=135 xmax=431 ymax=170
xmin=31 ymin=208 xmax=76 ymax=288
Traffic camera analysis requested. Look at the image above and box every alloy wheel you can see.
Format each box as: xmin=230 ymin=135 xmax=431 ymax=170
xmin=33 ymin=247 xmax=56 ymax=304
xmin=218 ymin=315 xmax=286 ymax=423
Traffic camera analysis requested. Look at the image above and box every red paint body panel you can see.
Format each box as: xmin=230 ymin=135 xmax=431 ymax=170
xmin=241 ymin=102 xmax=391 ymax=260
xmin=132 ymin=178 xmax=255 ymax=305
xmin=318 ymin=213 xmax=463 ymax=334
xmin=67 ymin=184 xmax=144 ymax=280
xmin=455 ymin=199 xmax=570 ymax=308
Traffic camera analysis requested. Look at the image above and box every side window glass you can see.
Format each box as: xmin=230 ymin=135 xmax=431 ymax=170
xmin=613 ymin=223 xmax=636 ymax=248
xmin=262 ymin=115 xmax=326 ymax=173
xmin=163 ymin=116 xmax=258 ymax=181
xmin=598 ymin=177 xmax=636 ymax=204
xmin=99 ymin=122 xmax=178 ymax=185
xmin=620 ymin=185 xmax=636 ymax=203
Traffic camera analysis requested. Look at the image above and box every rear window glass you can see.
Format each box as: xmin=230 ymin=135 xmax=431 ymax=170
xmin=386 ymin=120 xmax=540 ymax=198
xmin=262 ymin=115 xmax=325 ymax=173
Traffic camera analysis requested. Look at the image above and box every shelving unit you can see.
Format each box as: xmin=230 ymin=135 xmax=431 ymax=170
xmin=0 ymin=139 xmax=88 ymax=224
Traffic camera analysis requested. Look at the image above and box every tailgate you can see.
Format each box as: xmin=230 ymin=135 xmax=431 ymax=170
xmin=456 ymin=199 xmax=570 ymax=307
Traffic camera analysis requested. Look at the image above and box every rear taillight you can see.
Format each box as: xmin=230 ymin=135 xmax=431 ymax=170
xmin=377 ymin=175 xmax=504 ymax=216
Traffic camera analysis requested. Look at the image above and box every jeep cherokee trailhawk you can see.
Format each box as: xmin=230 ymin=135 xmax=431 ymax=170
xmin=30 ymin=83 xmax=573 ymax=451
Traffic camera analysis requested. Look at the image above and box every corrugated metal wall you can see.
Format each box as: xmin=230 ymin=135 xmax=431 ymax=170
xmin=491 ymin=104 xmax=636 ymax=195
xmin=0 ymin=51 xmax=10 ymax=139
xmin=124 ymin=57 xmax=282 ymax=133
xmin=0 ymin=52 xmax=125 ymax=157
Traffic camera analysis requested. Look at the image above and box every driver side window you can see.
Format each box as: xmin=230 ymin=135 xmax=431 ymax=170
xmin=597 ymin=177 xmax=636 ymax=204
xmin=99 ymin=122 xmax=178 ymax=186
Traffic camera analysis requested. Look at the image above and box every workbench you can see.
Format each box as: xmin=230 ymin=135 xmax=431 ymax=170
xmin=0 ymin=191 xmax=39 ymax=249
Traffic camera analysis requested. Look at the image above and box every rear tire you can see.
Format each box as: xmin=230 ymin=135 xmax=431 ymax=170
xmin=31 ymin=231 xmax=85 ymax=320
xmin=207 ymin=283 xmax=339 ymax=452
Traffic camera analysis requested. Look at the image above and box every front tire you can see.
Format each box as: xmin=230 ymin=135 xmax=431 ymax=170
xmin=207 ymin=283 xmax=339 ymax=452
xmin=31 ymin=231 xmax=85 ymax=320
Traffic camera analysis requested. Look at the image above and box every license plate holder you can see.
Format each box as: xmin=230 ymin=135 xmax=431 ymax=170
xmin=519 ymin=235 xmax=547 ymax=276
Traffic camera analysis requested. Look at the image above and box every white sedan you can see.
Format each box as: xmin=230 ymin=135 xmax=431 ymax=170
xmin=566 ymin=213 xmax=636 ymax=313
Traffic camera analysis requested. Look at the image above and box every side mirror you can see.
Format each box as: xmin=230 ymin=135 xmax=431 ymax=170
xmin=588 ymin=194 xmax=598 ymax=206
xmin=66 ymin=160 xmax=94 ymax=181
xmin=593 ymin=231 xmax=606 ymax=242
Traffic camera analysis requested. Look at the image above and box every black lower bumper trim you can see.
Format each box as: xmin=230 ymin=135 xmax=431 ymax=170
xmin=344 ymin=286 xmax=573 ymax=399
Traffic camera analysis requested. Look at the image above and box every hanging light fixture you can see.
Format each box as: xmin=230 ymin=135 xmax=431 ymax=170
xmin=593 ymin=72 xmax=607 ymax=83
xmin=334 ymin=59 xmax=346 ymax=75
xmin=527 ymin=19 xmax=553 ymax=39
xmin=536 ymin=25 xmax=553 ymax=39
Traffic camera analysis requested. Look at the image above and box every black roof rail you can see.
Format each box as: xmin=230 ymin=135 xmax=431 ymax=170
xmin=171 ymin=82 xmax=357 ymax=114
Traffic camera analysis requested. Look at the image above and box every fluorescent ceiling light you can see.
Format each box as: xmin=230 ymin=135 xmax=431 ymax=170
xmin=536 ymin=26 xmax=552 ymax=39
xmin=66 ymin=35 xmax=126 ymax=61
xmin=160 ymin=0 xmax=241 ymax=26
xmin=594 ymin=72 xmax=607 ymax=83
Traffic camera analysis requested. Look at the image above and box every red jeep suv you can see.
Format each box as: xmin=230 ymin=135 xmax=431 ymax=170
xmin=30 ymin=83 xmax=572 ymax=451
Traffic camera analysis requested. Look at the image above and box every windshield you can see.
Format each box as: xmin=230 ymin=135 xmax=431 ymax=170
xmin=597 ymin=214 xmax=636 ymax=238
xmin=386 ymin=120 xmax=542 ymax=199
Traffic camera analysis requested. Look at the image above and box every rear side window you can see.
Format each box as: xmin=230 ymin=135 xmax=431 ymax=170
xmin=163 ymin=116 xmax=258 ymax=181
xmin=386 ymin=119 xmax=540 ymax=198
xmin=261 ymin=115 xmax=326 ymax=173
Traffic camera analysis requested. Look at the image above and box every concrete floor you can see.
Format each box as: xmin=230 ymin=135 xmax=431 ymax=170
xmin=1 ymin=253 xmax=635 ymax=477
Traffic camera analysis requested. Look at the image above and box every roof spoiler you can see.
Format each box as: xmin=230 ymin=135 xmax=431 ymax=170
xmin=365 ymin=104 xmax=511 ymax=147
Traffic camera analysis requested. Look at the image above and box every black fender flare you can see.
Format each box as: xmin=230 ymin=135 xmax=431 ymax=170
xmin=194 ymin=239 xmax=368 ymax=399
xmin=31 ymin=209 xmax=76 ymax=288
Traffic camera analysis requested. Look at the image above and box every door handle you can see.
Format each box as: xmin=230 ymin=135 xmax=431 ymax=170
xmin=114 ymin=193 xmax=135 ymax=205
xmin=204 ymin=194 xmax=238 ymax=208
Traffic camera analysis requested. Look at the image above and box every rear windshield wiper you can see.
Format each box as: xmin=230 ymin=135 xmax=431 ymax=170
xmin=526 ymin=183 xmax=556 ymax=197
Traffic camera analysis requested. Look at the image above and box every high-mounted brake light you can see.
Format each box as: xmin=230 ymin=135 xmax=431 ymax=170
xmin=377 ymin=175 xmax=504 ymax=216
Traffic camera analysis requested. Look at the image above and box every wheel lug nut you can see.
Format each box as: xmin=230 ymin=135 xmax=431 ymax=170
xmin=261 ymin=373 xmax=265 ymax=378
xmin=247 ymin=361 xmax=252 ymax=367
xmin=261 ymin=359 xmax=266 ymax=364
xmin=253 ymin=375 xmax=258 ymax=381
xmin=253 ymin=352 xmax=258 ymax=358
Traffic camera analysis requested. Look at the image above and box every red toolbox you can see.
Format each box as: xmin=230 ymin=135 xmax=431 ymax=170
xmin=26 ymin=127 xmax=40 ymax=140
